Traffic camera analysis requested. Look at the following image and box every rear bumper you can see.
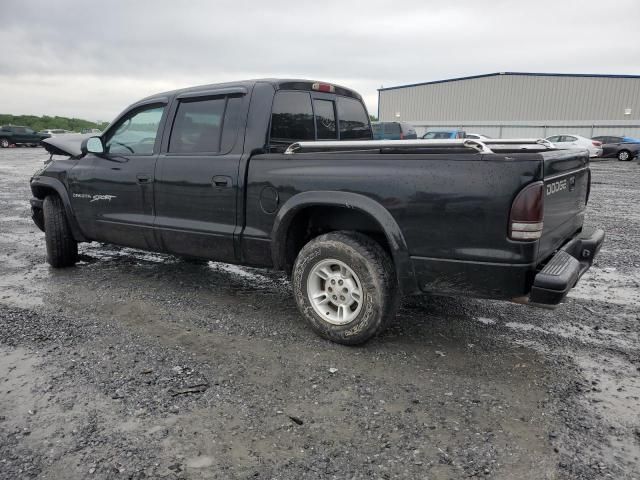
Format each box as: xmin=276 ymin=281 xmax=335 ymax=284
xmin=527 ymin=227 xmax=604 ymax=306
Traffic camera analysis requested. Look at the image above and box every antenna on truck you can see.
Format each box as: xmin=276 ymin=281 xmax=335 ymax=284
xmin=284 ymin=138 xmax=554 ymax=155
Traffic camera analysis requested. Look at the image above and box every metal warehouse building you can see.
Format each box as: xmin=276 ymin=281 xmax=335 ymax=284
xmin=378 ymin=72 xmax=640 ymax=138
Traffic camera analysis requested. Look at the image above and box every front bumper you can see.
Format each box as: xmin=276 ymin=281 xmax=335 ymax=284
xmin=528 ymin=227 xmax=605 ymax=306
xmin=30 ymin=197 xmax=45 ymax=232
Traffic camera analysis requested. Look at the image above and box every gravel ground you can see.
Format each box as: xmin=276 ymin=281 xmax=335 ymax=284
xmin=0 ymin=148 xmax=639 ymax=479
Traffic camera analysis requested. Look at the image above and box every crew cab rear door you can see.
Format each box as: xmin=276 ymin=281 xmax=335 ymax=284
xmin=154 ymin=88 xmax=248 ymax=262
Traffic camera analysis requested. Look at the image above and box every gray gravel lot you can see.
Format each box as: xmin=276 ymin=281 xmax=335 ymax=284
xmin=0 ymin=149 xmax=639 ymax=479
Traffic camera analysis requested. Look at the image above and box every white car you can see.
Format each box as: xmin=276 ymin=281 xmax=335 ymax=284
xmin=465 ymin=133 xmax=491 ymax=140
xmin=39 ymin=129 xmax=73 ymax=136
xmin=546 ymin=134 xmax=603 ymax=158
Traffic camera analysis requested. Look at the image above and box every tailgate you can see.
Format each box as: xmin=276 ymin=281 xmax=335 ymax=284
xmin=537 ymin=149 xmax=590 ymax=262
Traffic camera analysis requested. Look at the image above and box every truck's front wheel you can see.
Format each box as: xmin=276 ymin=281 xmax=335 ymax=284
xmin=43 ymin=195 xmax=78 ymax=268
xmin=292 ymin=231 xmax=398 ymax=345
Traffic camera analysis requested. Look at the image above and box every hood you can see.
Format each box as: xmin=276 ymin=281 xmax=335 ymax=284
xmin=41 ymin=133 xmax=92 ymax=157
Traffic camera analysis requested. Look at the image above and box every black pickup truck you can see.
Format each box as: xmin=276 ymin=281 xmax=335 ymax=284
xmin=30 ymin=79 xmax=604 ymax=344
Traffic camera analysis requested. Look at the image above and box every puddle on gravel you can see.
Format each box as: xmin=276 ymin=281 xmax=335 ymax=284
xmin=574 ymin=354 xmax=640 ymax=471
xmin=569 ymin=267 xmax=640 ymax=307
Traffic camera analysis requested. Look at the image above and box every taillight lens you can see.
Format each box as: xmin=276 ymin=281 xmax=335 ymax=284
xmin=592 ymin=141 xmax=602 ymax=147
xmin=400 ymin=132 xmax=404 ymax=139
xmin=509 ymin=181 xmax=544 ymax=240
xmin=312 ymin=82 xmax=335 ymax=93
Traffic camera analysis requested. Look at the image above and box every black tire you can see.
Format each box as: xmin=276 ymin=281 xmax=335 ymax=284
xmin=43 ymin=195 xmax=78 ymax=268
xmin=617 ymin=150 xmax=631 ymax=161
xmin=0 ymin=138 xmax=10 ymax=148
xmin=292 ymin=231 xmax=399 ymax=345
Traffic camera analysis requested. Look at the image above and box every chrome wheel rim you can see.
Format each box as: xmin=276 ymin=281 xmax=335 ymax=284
xmin=619 ymin=151 xmax=629 ymax=160
xmin=307 ymin=258 xmax=364 ymax=325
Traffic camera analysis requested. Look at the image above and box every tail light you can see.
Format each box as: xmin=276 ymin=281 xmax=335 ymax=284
xmin=509 ymin=181 xmax=544 ymax=240
xmin=312 ymin=82 xmax=335 ymax=93
xmin=592 ymin=141 xmax=602 ymax=147
xmin=400 ymin=132 xmax=404 ymax=139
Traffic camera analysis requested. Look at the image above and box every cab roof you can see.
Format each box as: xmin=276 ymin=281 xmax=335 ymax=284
xmin=140 ymin=79 xmax=363 ymax=103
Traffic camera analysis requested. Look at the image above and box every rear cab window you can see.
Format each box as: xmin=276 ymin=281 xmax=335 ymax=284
xmin=337 ymin=97 xmax=371 ymax=140
xmin=269 ymin=89 xmax=371 ymax=149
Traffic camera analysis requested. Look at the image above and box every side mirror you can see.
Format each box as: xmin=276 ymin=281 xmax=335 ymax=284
xmin=81 ymin=136 xmax=104 ymax=155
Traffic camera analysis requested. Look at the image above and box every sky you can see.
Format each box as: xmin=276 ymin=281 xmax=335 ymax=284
xmin=1 ymin=0 xmax=639 ymax=123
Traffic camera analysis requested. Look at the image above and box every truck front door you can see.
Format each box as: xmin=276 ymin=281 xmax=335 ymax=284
xmin=67 ymin=102 xmax=167 ymax=249
xmin=154 ymin=90 xmax=247 ymax=262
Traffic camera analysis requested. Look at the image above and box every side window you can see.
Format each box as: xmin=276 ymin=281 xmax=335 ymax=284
xmin=270 ymin=91 xmax=314 ymax=143
xmin=547 ymin=136 xmax=560 ymax=142
xmin=456 ymin=131 xmax=466 ymax=138
xmin=564 ymin=136 xmax=577 ymax=142
xmin=169 ymin=97 xmax=226 ymax=153
xmin=337 ymin=97 xmax=371 ymax=140
xmin=105 ymin=105 xmax=165 ymax=155
xmin=313 ymin=99 xmax=337 ymax=140
xmin=384 ymin=123 xmax=400 ymax=135
xmin=610 ymin=136 xmax=622 ymax=143
xmin=15 ymin=127 xmax=26 ymax=134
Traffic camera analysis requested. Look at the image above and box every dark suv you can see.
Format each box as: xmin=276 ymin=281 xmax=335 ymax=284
xmin=0 ymin=125 xmax=50 ymax=148
xmin=591 ymin=136 xmax=640 ymax=161
xmin=371 ymin=121 xmax=417 ymax=140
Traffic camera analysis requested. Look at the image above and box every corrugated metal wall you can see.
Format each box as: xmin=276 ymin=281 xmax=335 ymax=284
xmin=379 ymin=74 xmax=640 ymax=138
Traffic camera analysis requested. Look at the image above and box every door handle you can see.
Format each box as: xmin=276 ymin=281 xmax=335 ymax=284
xmin=136 ymin=174 xmax=152 ymax=184
xmin=212 ymin=175 xmax=232 ymax=187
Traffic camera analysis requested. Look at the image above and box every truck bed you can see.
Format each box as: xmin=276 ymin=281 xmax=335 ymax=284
xmin=244 ymin=147 xmax=590 ymax=299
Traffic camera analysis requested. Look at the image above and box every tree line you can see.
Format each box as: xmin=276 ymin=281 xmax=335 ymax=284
xmin=0 ymin=114 xmax=109 ymax=132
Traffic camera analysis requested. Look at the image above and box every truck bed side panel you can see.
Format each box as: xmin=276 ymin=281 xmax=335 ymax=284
xmin=244 ymin=152 xmax=543 ymax=297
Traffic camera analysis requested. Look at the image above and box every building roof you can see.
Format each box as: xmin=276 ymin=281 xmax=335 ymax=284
xmin=378 ymin=72 xmax=640 ymax=92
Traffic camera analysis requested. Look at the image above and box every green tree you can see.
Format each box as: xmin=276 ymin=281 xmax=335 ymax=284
xmin=0 ymin=114 xmax=108 ymax=132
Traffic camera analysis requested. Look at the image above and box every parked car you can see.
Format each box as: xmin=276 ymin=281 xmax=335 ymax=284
xmin=591 ymin=135 xmax=640 ymax=161
xmin=545 ymin=134 xmax=603 ymax=158
xmin=422 ymin=129 xmax=466 ymax=139
xmin=371 ymin=121 xmax=417 ymax=140
xmin=0 ymin=125 xmax=50 ymax=148
xmin=465 ymin=133 xmax=491 ymax=140
xmin=32 ymin=78 xmax=603 ymax=345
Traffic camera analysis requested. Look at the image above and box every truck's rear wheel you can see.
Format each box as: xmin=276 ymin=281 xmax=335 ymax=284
xmin=0 ymin=138 xmax=10 ymax=148
xmin=292 ymin=231 xmax=398 ymax=345
xmin=43 ymin=195 xmax=78 ymax=268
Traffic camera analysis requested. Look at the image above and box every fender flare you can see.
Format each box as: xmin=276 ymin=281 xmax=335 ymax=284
xmin=30 ymin=176 xmax=88 ymax=242
xmin=271 ymin=191 xmax=419 ymax=295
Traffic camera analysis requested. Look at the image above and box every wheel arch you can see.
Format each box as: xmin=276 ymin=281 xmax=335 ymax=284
xmin=31 ymin=177 xmax=87 ymax=242
xmin=271 ymin=191 xmax=419 ymax=295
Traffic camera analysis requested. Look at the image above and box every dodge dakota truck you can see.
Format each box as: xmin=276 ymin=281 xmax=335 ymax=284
xmin=30 ymin=79 xmax=604 ymax=344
